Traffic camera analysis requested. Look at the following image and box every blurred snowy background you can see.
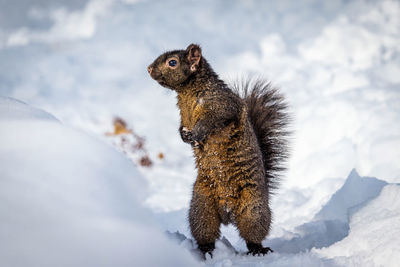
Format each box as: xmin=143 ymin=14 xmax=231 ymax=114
xmin=1 ymin=0 xmax=399 ymax=266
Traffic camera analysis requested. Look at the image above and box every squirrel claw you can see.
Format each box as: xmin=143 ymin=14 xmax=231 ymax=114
xmin=192 ymin=140 xmax=201 ymax=149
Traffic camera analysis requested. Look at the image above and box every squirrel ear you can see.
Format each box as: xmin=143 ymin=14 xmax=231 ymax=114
xmin=186 ymin=44 xmax=202 ymax=72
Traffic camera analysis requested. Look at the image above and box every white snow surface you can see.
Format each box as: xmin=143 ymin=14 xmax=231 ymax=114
xmin=0 ymin=97 xmax=199 ymax=267
xmin=316 ymin=184 xmax=400 ymax=267
xmin=1 ymin=0 xmax=400 ymax=266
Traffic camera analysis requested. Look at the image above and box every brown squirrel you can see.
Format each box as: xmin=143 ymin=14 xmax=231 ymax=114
xmin=148 ymin=44 xmax=290 ymax=257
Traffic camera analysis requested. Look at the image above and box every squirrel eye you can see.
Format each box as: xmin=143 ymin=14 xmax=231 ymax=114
xmin=168 ymin=59 xmax=177 ymax=67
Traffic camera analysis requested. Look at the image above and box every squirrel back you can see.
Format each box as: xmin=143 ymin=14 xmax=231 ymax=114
xmin=232 ymin=79 xmax=290 ymax=193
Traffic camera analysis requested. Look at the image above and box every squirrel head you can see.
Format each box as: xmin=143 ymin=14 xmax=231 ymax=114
xmin=148 ymin=44 xmax=202 ymax=90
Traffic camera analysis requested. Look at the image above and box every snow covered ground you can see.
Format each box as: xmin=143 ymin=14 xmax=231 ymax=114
xmin=1 ymin=0 xmax=399 ymax=266
xmin=0 ymin=97 xmax=199 ymax=267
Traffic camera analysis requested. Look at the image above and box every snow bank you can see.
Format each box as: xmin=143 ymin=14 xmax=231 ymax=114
xmin=0 ymin=96 xmax=57 ymax=121
xmin=315 ymin=169 xmax=387 ymax=223
xmin=0 ymin=97 xmax=199 ymax=267
xmin=265 ymin=170 xmax=388 ymax=253
xmin=316 ymin=184 xmax=400 ymax=267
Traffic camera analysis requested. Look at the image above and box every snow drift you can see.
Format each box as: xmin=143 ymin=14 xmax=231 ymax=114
xmin=0 ymin=97 xmax=199 ymax=267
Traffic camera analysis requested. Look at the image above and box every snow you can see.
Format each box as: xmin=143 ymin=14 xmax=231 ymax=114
xmin=1 ymin=0 xmax=400 ymax=266
xmin=316 ymin=185 xmax=400 ymax=267
xmin=265 ymin=170 xmax=388 ymax=253
xmin=0 ymin=97 xmax=199 ymax=267
xmin=0 ymin=96 xmax=57 ymax=121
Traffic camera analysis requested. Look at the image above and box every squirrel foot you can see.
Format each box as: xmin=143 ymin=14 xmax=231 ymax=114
xmin=197 ymin=243 xmax=215 ymax=260
xmin=246 ymin=242 xmax=273 ymax=256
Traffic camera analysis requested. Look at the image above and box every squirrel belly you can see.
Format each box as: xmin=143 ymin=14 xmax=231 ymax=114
xmin=148 ymin=44 xmax=289 ymax=257
xmin=192 ymin=106 xmax=267 ymax=224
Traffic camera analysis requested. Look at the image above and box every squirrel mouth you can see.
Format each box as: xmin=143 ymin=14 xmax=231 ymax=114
xmin=156 ymin=78 xmax=166 ymax=86
xmin=149 ymin=72 xmax=165 ymax=86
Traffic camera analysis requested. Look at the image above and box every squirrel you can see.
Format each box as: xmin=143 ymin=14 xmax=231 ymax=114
xmin=148 ymin=44 xmax=290 ymax=257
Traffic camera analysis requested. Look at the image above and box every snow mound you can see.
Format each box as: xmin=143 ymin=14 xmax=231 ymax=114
xmin=266 ymin=170 xmax=388 ymax=253
xmin=0 ymin=96 xmax=57 ymax=121
xmin=315 ymin=169 xmax=388 ymax=222
xmin=0 ymin=97 xmax=199 ymax=267
xmin=316 ymin=184 xmax=400 ymax=267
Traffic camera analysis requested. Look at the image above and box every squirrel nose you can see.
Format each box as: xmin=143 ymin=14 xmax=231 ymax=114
xmin=147 ymin=66 xmax=153 ymax=75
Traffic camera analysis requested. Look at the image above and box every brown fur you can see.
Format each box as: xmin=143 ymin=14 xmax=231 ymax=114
xmin=148 ymin=44 xmax=289 ymax=256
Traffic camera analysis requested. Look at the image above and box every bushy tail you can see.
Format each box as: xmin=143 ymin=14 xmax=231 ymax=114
xmin=232 ymin=79 xmax=291 ymax=193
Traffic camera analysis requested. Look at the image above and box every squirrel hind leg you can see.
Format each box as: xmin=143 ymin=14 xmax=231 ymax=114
xmin=189 ymin=183 xmax=221 ymax=257
xmin=234 ymin=190 xmax=272 ymax=254
xmin=197 ymin=243 xmax=215 ymax=260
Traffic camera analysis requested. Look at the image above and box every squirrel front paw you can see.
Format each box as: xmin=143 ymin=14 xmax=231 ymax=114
xmin=191 ymin=140 xmax=201 ymax=148
xmin=179 ymin=126 xmax=202 ymax=148
xmin=179 ymin=126 xmax=193 ymax=144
